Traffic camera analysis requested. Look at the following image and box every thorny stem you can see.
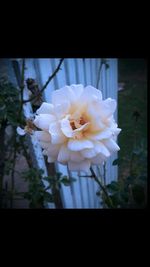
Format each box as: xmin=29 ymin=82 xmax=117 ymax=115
xmin=10 ymin=130 xmax=17 ymax=208
xmin=23 ymin=58 xmax=64 ymax=104
xmin=90 ymin=167 xmax=114 ymax=208
xmin=19 ymin=59 xmax=25 ymax=116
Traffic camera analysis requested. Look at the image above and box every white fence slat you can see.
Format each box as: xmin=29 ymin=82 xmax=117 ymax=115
xmin=75 ymin=59 xmax=85 ymax=85
xmin=84 ymin=58 xmax=91 ymax=85
xmin=65 ymin=59 xmax=77 ymax=85
xmin=90 ymin=58 xmax=97 ymax=87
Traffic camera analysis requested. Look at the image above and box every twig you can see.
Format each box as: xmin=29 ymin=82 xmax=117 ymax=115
xmin=96 ymin=58 xmax=107 ymax=89
xmin=19 ymin=59 xmax=25 ymax=116
xmin=103 ymin=162 xmax=106 ymax=186
xmin=96 ymin=59 xmax=103 ymax=89
xmin=10 ymin=130 xmax=17 ymax=208
xmin=90 ymin=167 xmax=114 ymax=208
xmin=23 ymin=58 xmax=64 ymax=104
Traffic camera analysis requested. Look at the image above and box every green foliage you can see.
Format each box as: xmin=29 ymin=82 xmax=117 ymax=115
xmin=43 ymin=172 xmax=76 ymax=190
xmin=96 ymin=135 xmax=147 ymax=209
xmin=22 ymin=169 xmax=76 ymax=208
xmin=112 ymin=158 xmax=122 ymax=166
xmin=100 ymin=146 xmax=147 ymax=208
xmin=22 ymin=168 xmax=54 ymax=208
xmin=118 ymin=59 xmax=147 ymax=180
xmin=0 ymin=78 xmax=22 ymax=126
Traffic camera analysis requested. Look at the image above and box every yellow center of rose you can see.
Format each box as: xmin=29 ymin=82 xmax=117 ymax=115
xmin=70 ymin=116 xmax=87 ymax=130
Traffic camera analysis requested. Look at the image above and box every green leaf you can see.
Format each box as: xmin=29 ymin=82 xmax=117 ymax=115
xmin=112 ymin=158 xmax=122 ymax=166
xmin=112 ymin=159 xmax=119 ymax=165
xmin=60 ymin=176 xmax=76 ymax=186
xmin=44 ymin=192 xmax=54 ymax=202
xmin=106 ymin=181 xmax=120 ymax=192
xmin=60 ymin=177 xmax=71 ymax=186
xmin=132 ymin=184 xmax=145 ymax=205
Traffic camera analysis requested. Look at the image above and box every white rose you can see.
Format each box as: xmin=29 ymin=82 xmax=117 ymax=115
xmin=33 ymin=84 xmax=121 ymax=173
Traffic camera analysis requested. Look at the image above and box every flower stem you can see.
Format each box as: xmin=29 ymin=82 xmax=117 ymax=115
xmin=19 ymin=59 xmax=25 ymax=117
xmin=90 ymin=167 xmax=114 ymax=208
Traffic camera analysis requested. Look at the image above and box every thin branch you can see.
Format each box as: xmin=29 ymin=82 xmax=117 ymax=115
xmin=96 ymin=59 xmax=104 ymax=88
xmin=103 ymin=162 xmax=106 ymax=186
xmin=10 ymin=130 xmax=17 ymax=208
xmin=23 ymin=58 xmax=64 ymax=104
xmin=90 ymin=167 xmax=114 ymax=208
xmin=96 ymin=58 xmax=109 ymax=89
xmin=19 ymin=59 xmax=25 ymax=116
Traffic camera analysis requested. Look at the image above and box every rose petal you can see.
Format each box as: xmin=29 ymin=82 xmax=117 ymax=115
xmin=80 ymin=85 xmax=102 ymax=103
xmin=87 ymin=129 xmax=112 ymax=141
xmin=73 ymin=122 xmax=90 ymax=133
xmin=70 ymin=151 xmax=84 ymax=162
xmin=16 ymin=127 xmax=26 ymax=136
xmin=60 ymin=115 xmax=73 ymax=138
xmin=114 ymin=128 xmax=122 ymax=135
xmin=103 ymin=139 xmax=120 ymax=152
xmin=36 ymin=102 xmax=54 ymax=115
xmin=99 ymin=98 xmax=117 ymax=118
xmin=49 ymin=121 xmax=67 ymax=144
xmin=57 ymin=144 xmax=70 ymax=163
xmin=70 ymin=84 xmax=84 ymax=99
xmin=52 ymin=86 xmax=75 ymax=106
xmin=47 ymin=143 xmax=61 ymax=158
xmin=81 ymin=148 xmax=97 ymax=159
xmin=54 ymin=101 xmax=70 ymax=119
xmin=94 ymin=141 xmax=111 ymax=157
xmin=33 ymin=114 xmax=56 ymax=131
xmin=89 ymin=118 xmax=106 ymax=132
xmin=91 ymin=153 xmax=106 ymax=165
xmin=68 ymin=139 xmax=94 ymax=151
